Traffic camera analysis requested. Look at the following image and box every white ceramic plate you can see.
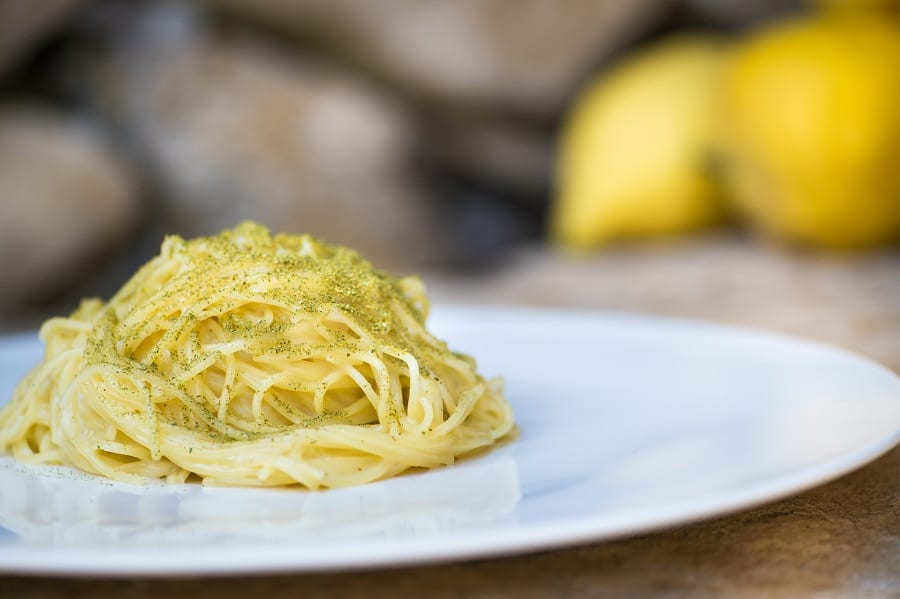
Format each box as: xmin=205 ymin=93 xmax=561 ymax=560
xmin=1 ymin=306 xmax=899 ymax=577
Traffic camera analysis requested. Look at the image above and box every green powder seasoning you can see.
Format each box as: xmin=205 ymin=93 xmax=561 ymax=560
xmin=74 ymin=222 xmax=458 ymax=442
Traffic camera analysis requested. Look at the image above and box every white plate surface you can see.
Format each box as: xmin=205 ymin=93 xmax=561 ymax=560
xmin=0 ymin=306 xmax=899 ymax=577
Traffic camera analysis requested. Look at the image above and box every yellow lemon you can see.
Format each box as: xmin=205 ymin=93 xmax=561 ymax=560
xmin=552 ymin=35 xmax=727 ymax=250
xmin=720 ymin=14 xmax=900 ymax=248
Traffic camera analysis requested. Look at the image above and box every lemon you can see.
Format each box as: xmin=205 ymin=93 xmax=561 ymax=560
xmin=552 ymin=35 xmax=727 ymax=250
xmin=720 ymin=14 xmax=900 ymax=248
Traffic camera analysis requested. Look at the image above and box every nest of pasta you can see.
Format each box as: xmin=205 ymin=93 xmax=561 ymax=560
xmin=0 ymin=223 xmax=514 ymax=488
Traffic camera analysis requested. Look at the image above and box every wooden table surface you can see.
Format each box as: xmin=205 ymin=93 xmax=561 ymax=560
xmin=2 ymin=236 xmax=899 ymax=598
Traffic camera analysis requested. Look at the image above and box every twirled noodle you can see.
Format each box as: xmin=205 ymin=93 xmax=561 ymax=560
xmin=0 ymin=223 xmax=514 ymax=488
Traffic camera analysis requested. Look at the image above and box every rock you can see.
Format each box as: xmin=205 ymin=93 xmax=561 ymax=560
xmin=0 ymin=0 xmax=83 ymax=75
xmin=0 ymin=105 xmax=138 ymax=309
xmin=204 ymin=0 xmax=668 ymax=118
xmin=200 ymin=0 xmax=665 ymax=195
xmin=678 ymin=0 xmax=803 ymax=27
xmin=60 ymin=2 xmax=453 ymax=271
xmin=418 ymin=111 xmax=553 ymax=199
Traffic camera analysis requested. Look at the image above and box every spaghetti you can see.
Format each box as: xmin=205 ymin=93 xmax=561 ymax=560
xmin=0 ymin=223 xmax=514 ymax=488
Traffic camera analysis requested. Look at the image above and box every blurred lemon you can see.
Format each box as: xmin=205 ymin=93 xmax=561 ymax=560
xmin=552 ymin=35 xmax=727 ymax=250
xmin=720 ymin=14 xmax=900 ymax=248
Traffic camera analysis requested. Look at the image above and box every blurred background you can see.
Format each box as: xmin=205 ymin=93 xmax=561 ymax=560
xmin=0 ymin=0 xmax=898 ymax=369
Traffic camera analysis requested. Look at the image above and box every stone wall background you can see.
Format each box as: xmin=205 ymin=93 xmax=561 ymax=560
xmin=0 ymin=0 xmax=804 ymax=329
